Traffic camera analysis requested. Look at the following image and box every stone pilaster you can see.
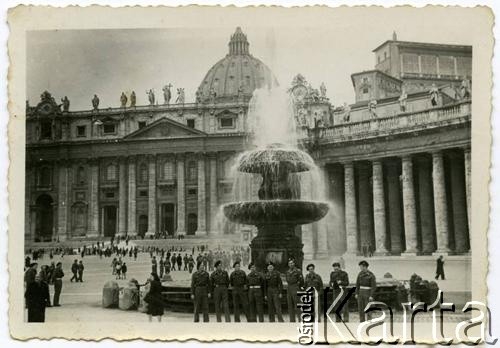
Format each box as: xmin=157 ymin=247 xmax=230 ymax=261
xmin=343 ymin=162 xmax=358 ymax=256
xmin=401 ymin=155 xmax=418 ymax=255
xmin=117 ymin=158 xmax=127 ymax=237
xmin=386 ymin=161 xmax=403 ymax=254
xmin=209 ymin=154 xmax=218 ymax=235
xmin=464 ymin=147 xmax=471 ymax=234
xmin=57 ymin=160 xmax=69 ymax=241
xmin=372 ymin=160 xmax=388 ymax=255
xmin=127 ymin=156 xmax=137 ymax=236
xmin=87 ymin=159 xmax=100 ymax=237
xmin=176 ymin=155 xmax=186 ymax=235
xmin=432 ymin=151 xmax=450 ymax=255
xmin=146 ymin=155 xmax=156 ymax=237
xmin=197 ymin=154 xmax=207 ymax=235
xmin=416 ymin=156 xmax=436 ymax=254
xmin=450 ymin=153 xmax=469 ymax=253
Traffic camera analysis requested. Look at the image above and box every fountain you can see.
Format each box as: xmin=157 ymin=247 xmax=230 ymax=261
xmin=222 ymin=89 xmax=330 ymax=273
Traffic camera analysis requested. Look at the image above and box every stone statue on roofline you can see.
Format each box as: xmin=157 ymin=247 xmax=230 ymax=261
xmin=147 ymin=89 xmax=155 ymax=106
xmin=320 ymin=82 xmax=327 ymax=98
xmin=130 ymin=91 xmax=136 ymax=107
xmin=342 ymin=102 xmax=351 ymax=122
xmin=92 ymin=94 xmax=99 ymax=110
xmin=175 ymin=88 xmax=185 ymax=104
xmin=429 ymin=83 xmax=440 ymax=107
xmin=460 ymin=79 xmax=471 ymax=100
xmin=163 ymin=84 xmax=172 ymax=105
xmin=120 ymin=92 xmax=128 ymax=108
xmin=368 ymin=99 xmax=378 ymax=119
xmin=398 ymin=85 xmax=408 ymax=112
xmin=61 ymin=96 xmax=70 ymax=112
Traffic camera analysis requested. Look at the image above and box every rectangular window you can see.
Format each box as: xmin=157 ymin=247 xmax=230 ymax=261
xmin=138 ymin=121 xmax=146 ymax=129
xmin=40 ymin=122 xmax=52 ymax=139
xmin=187 ymin=119 xmax=195 ymax=128
xmin=362 ymin=87 xmax=369 ymax=94
xmin=188 ymin=188 xmax=197 ymax=195
xmin=139 ymin=190 xmax=148 ymax=197
xmin=220 ymin=118 xmax=234 ymax=128
xmin=105 ymin=191 xmax=115 ymax=198
xmin=76 ymin=125 xmax=86 ymax=137
xmin=103 ymin=124 xmax=116 ymax=134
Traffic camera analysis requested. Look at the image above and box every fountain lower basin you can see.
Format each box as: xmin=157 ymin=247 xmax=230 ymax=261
xmin=223 ymin=200 xmax=329 ymax=225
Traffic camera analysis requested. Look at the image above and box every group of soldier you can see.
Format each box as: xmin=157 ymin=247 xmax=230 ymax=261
xmin=189 ymin=258 xmax=377 ymax=323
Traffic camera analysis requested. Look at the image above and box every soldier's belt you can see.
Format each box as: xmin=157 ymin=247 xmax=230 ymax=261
xmin=249 ymin=285 xmax=261 ymax=289
xmin=359 ymin=286 xmax=372 ymax=290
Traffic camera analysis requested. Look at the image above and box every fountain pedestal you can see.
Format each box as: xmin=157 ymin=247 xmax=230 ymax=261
xmin=250 ymin=224 xmax=303 ymax=274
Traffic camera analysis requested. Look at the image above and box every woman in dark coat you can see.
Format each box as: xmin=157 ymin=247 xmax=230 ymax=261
xmin=144 ymin=273 xmax=168 ymax=322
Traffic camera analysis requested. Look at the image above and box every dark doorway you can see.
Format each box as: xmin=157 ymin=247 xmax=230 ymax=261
xmin=187 ymin=213 xmax=197 ymax=235
xmin=138 ymin=215 xmax=148 ymax=238
xmin=35 ymin=194 xmax=53 ymax=242
xmin=161 ymin=204 xmax=175 ymax=236
xmin=103 ymin=206 xmax=117 ymax=237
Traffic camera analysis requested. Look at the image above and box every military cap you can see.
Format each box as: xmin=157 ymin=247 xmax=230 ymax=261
xmin=358 ymin=260 xmax=369 ymax=267
xmin=306 ymin=263 xmax=315 ymax=270
xmin=214 ymin=260 xmax=222 ymax=268
xmin=248 ymin=262 xmax=255 ymax=270
xmin=30 ymin=262 xmax=38 ymax=267
xmin=233 ymin=261 xmax=240 ymax=268
xmin=332 ymin=262 xmax=340 ymax=267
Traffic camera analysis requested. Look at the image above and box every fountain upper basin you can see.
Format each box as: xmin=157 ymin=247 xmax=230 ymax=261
xmin=237 ymin=144 xmax=316 ymax=174
xmin=223 ymin=200 xmax=329 ymax=225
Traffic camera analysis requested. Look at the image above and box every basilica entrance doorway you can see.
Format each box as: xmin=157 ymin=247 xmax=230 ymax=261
xmin=103 ymin=205 xmax=117 ymax=238
xmin=138 ymin=215 xmax=148 ymax=238
xmin=35 ymin=194 xmax=53 ymax=242
xmin=160 ymin=203 xmax=175 ymax=236
xmin=187 ymin=213 xmax=197 ymax=235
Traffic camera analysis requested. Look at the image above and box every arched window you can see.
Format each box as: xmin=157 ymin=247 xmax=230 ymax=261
xmin=163 ymin=161 xmax=174 ymax=180
xmin=139 ymin=163 xmax=148 ymax=183
xmin=106 ymin=164 xmax=117 ymax=181
xmin=187 ymin=161 xmax=197 ymax=181
xmin=76 ymin=166 xmax=86 ymax=185
xmin=38 ymin=166 xmax=52 ymax=186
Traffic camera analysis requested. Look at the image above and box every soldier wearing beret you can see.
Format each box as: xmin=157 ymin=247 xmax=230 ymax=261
xmin=211 ymin=260 xmax=231 ymax=322
xmin=247 ymin=262 xmax=265 ymax=322
xmin=264 ymin=262 xmax=284 ymax=322
xmin=330 ymin=262 xmax=350 ymax=322
xmin=230 ymin=261 xmax=249 ymax=322
xmin=191 ymin=262 xmax=211 ymax=322
xmin=355 ymin=260 xmax=376 ymax=322
xmin=304 ymin=263 xmax=324 ymax=322
xmin=286 ymin=258 xmax=304 ymax=322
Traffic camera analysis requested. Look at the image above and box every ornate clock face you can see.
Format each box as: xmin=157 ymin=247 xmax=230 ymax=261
xmin=38 ymin=102 xmax=54 ymax=116
xmin=292 ymin=85 xmax=308 ymax=102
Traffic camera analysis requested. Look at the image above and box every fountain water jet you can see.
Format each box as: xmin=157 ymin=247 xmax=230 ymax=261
xmin=222 ymin=87 xmax=330 ymax=273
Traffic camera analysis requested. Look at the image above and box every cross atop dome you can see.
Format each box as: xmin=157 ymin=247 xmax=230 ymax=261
xmin=228 ymin=27 xmax=250 ymax=55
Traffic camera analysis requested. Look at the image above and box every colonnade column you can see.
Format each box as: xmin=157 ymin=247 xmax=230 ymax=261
xmin=315 ymin=165 xmax=330 ymax=259
xmin=176 ymin=154 xmax=186 ymax=235
xmin=416 ymin=156 xmax=436 ymax=254
xmin=450 ymin=152 xmax=469 ymax=253
xmin=385 ymin=161 xmax=403 ymax=254
xmin=197 ymin=154 xmax=207 ymax=235
xmin=57 ymin=160 xmax=69 ymax=241
xmin=343 ymin=162 xmax=358 ymax=256
xmin=357 ymin=163 xmax=373 ymax=255
xmin=464 ymin=147 xmax=471 ymax=234
xmin=146 ymin=155 xmax=156 ymax=237
xmin=432 ymin=151 xmax=450 ymax=255
xmin=401 ymin=155 xmax=418 ymax=255
xmin=330 ymin=165 xmax=346 ymax=254
xmin=372 ymin=160 xmax=388 ymax=255
xmin=87 ymin=159 xmax=100 ymax=237
xmin=117 ymin=157 xmax=127 ymax=237
xmin=209 ymin=154 xmax=218 ymax=235
xmin=127 ymin=156 xmax=137 ymax=236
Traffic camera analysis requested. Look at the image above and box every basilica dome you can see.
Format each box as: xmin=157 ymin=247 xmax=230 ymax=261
xmin=198 ymin=27 xmax=278 ymax=103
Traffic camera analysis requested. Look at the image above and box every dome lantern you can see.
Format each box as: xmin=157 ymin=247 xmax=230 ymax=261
xmin=229 ymin=27 xmax=250 ymax=55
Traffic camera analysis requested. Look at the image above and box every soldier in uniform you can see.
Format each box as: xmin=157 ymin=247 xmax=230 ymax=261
xmin=264 ymin=262 xmax=284 ymax=322
xmin=330 ymin=262 xmax=350 ymax=322
xmin=285 ymin=258 xmax=304 ymax=322
xmin=52 ymin=262 xmax=64 ymax=306
xmin=304 ymin=263 xmax=324 ymax=322
xmin=355 ymin=260 xmax=376 ymax=322
xmin=190 ymin=263 xmax=211 ymax=322
xmin=247 ymin=262 xmax=265 ymax=322
xmin=210 ymin=260 xmax=231 ymax=322
xmin=229 ymin=261 xmax=249 ymax=322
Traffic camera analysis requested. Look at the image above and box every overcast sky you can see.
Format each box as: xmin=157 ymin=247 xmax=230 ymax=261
xmin=27 ymin=16 xmax=475 ymax=110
